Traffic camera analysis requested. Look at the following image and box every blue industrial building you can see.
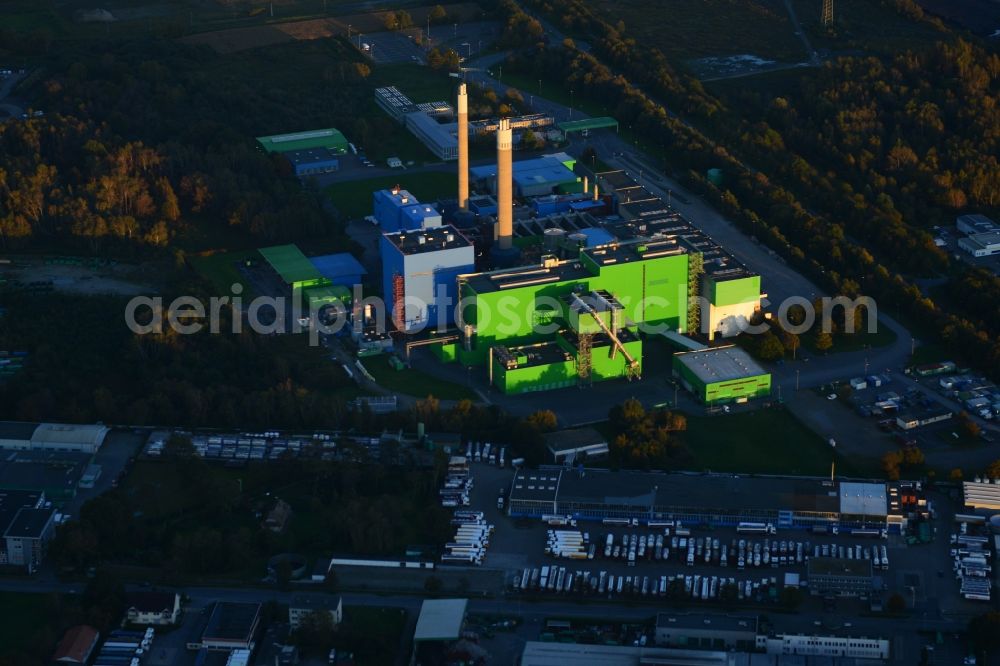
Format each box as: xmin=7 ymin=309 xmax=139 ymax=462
xmin=578 ymin=227 xmax=616 ymax=247
xmin=373 ymin=188 xmax=442 ymax=232
xmin=470 ymin=155 xmax=581 ymax=197
xmin=309 ymin=253 xmax=367 ymax=287
xmin=380 ymin=226 xmax=475 ymax=333
xmin=285 ymin=148 xmax=340 ymax=176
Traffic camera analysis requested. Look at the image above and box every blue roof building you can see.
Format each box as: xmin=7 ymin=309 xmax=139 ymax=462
xmin=309 ymin=253 xmax=368 ymax=287
xmin=578 ymin=227 xmax=616 ymax=247
xmin=373 ymin=188 xmax=442 ymax=231
xmin=470 ymin=156 xmax=580 ymax=197
xmin=285 ymin=148 xmax=340 ymax=177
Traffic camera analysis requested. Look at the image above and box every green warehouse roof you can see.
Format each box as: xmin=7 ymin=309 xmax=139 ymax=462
xmin=259 ymin=245 xmax=324 ymax=285
xmin=256 ymin=128 xmax=349 ymax=154
xmin=556 ymin=117 xmax=619 ymax=133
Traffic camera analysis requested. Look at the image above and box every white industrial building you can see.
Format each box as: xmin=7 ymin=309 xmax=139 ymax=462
xmin=763 ymin=634 xmax=890 ymax=660
xmin=125 ymin=592 xmax=182 ymax=626
xmin=288 ymin=595 xmax=343 ymax=629
xmin=959 ymin=231 xmax=1000 ymax=257
xmin=0 ymin=422 xmax=109 ymax=454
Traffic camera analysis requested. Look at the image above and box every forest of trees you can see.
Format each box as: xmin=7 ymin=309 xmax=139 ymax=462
xmin=0 ymin=36 xmax=393 ymax=253
xmin=50 ymin=450 xmax=454 ymax=576
xmin=499 ymin=0 xmax=1000 ymax=378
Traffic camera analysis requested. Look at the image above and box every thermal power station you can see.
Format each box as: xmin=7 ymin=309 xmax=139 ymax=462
xmin=371 ymin=82 xmax=768 ymax=398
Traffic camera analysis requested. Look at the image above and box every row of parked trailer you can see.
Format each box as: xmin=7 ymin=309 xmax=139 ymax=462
xmin=441 ymin=456 xmax=472 ymax=508
xmin=465 ymin=441 xmax=516 ymax=468
xmin=560 ymin=531 xmax=891 ymax=571
xmin=442 ymin=511 xmax=493 ymax=565
xmin=92 ymin=628 xmax=153 ymax=666
xmin=513 ymin=565 xmax=782 ymax=603
xmin=951 ymin=526 xmax=992 ymax=601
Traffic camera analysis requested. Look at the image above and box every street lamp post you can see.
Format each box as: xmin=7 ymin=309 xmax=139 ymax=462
xmin=569 ymin=89 xmax=574 ymax=120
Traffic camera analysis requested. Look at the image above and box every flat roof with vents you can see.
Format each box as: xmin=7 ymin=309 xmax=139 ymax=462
xmin=673 ymin=346 xmax=767 ymax=385
xmin=839 ymin=482 xmax=889 ymax=516
xmin=464 ymin=260 xmax=594 ymax=294
xmin=509 ymin=468 xmax=856 ymax=517
xmin=382 ymin=225 xmax=471 ymax=255
xmin=655 ymin=612 xmax=758 ymax=633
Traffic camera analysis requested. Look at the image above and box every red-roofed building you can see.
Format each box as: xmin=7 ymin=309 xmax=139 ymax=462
xmin=52 ymin=625 xmax=99 ymax=664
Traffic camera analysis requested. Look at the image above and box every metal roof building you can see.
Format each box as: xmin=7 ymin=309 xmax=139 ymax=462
xmin=258 ymin=244 xmax=332 ymax=293
xmin=672 ymin=346 xmax=771 ymax=406
xmin=413 ymin=598 xmax=468 ymax=642
xmin=0 ymin=451 xmax=90 ymax=499
xmin=256 ymin=128 xmax=349 ymax=154
xmin=544 ymin=428 xmax=609 ymax=464
xmin=200 ymin=602 xmax=262 ymax=652
xmin=309 ymin=253 xmax=367 ymax=288
xmin=29 ymin=423 xmax=108 ymax=454
xmin=508 ymin=468 xmax=895 ymax=530
xmin=0 ymin=422 xmax=108 ymax=454
xmin=963 ymin=479 xmax=1000 ymax=511
xmin=51 ymin=625 xmax=100 ymax=665
xmin=284 ymin=147 xmax=340 ymax=176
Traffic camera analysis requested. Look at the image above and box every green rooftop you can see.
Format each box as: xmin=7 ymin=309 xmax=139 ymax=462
xmin=256 ymin=128 xmax=349 ymax=154
xmin=556 ymin=117 xmax=619 ymax=133
xmin=259 ymin=244 xmax=325 ymax=286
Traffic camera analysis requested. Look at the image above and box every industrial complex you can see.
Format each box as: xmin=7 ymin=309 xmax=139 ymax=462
xmin=350 ymin=83 xmax=770 ymax=398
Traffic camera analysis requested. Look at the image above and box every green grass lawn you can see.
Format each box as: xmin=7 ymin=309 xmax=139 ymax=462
xmin=189 ymin=249 xmax=258 ymax=296
xmin=805 ymin=326 xmax=898 ymax=355
xmin=0 ymin=592 xmax=59 ymax=657
xmin=326 ymin=171 xmax=456 ymax=220
xmin=594 ymin=0 xmax=803 ymax=62
xmin=682 ymin=407 xmax=870 ymax=476
xmin=362 ymin=356 xmax=477 ymax=401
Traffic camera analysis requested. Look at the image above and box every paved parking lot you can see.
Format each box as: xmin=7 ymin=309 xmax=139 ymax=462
xmin=458 ymin=459 xmax=992 ymax=622
xmin=358 ymin=30 xmax=425 ymax=65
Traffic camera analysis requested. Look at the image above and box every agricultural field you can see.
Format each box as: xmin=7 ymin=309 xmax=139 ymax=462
xmin=592 ymin=0 xmax=804 ymax=63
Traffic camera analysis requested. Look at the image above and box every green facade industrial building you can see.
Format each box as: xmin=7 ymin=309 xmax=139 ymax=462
xmin=258 ymin=244 xmax=350 ymax=312
xmin=447 ymin=238 xmax=690 ymax=394
xmin=673 ymin=346 xmax=771 ymax=405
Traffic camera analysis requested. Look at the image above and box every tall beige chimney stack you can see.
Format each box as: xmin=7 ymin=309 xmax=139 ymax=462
xmin=457 ymin=83 xmax=469 ymax=209
xmin=496 ymin=118 xmax=513 ymax=250
xmin=593 ymin=182 xmax=599 ymax=202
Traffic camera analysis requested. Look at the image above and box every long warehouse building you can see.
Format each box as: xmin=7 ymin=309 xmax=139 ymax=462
xmin=506 ymin=468 xmax=905 ymax=532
